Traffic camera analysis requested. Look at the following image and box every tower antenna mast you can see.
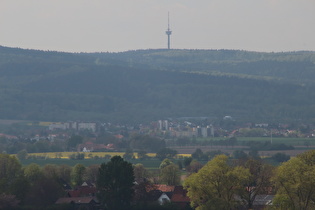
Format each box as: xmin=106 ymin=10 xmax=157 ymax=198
xmin=165 ymin=12 xmax=172 ymax=49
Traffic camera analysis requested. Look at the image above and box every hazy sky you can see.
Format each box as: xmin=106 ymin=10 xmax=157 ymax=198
xmin=1 ymin=0 xmax=314 ymax=53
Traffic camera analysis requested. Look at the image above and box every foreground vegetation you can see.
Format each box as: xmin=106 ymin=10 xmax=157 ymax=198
xmin=184 ymin=150 xmax=315 ymax=210
xmin=3 ymin=148 xmax=315 ymax=209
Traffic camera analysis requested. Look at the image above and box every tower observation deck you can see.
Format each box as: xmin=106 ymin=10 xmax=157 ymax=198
xmin=165 ymin=13 xmax=172 ymax=49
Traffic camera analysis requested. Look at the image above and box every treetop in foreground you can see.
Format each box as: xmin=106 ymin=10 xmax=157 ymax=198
xmin=273 ymin=150 xmax=315 ymax=210
xmin=97 ymin=156 xmax=135 ymax=210
xmin=184 ymin=154 xmax=251 ymax=210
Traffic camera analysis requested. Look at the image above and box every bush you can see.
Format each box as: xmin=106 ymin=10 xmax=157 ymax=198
xmin=272 ymin=153 xmax=290 ymax=163
xmin=248 ymin=141 xmax=294 ymax=151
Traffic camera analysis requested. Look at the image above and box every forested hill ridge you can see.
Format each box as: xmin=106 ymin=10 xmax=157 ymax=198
xmin=94 ymin=49 xmax=315 ymax=85
xmin=1 ymin=45 xmax=315 ymax=123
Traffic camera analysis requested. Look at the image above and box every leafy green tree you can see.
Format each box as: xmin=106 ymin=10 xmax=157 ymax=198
xmin=23 ymin=163 xmax=64 ymax=207
xmin=9 ymin=175 xmax=30 ymax=205
xmin=85 ymin=164 xmax=100 ymax=183
xmin=16 ymin=149 xmax=28 ymax=160
xmin=156 ymin=148 xmax=177 ymax=160
xmin=97 ymin=156 xmax=135 ymax=210
xmin=273 ymin=150 xmax=315 ymax=209
xmin=134 ymin=163 xmax=150 ymax=180
xmin=160 ymin=164 xmax=181 ymax=186
xmin=67 ymin=135 xmax=83 ymax=150
xmin=232 ymin=150 xmax=248 ymax=160
xmin=177 ymin=160 xmax=183 ymax=170
xmin=186 ymin=160 xmax=203 ymax=174
xmin=191 ymin=148 xmax=206 ymax=161
xmin=183 ymin=157 xmax=193 ymax=168
xmin=0 ymin=154 xmax=22 ymax=193
xmin=24 ymin=175 xmax=64 ymax=207
xmin=24 ymin=163 xmax=43 ymax=183
xmin=238 ymin=128 xmax=265 ymax=137
xmin=58 ymin=164 xmax=72 ymax=183
xmin=184 ymin=155 xmax=251 ymax=210
xmin=71 ymin=164 xmax=86 ymax=186
xmin=42 ymin=164 xmax=59 ymax=179
xmin=239 ymin=158 xmax=274 ymax=209
xmin=271 ymin=152 xmax=290 ymax=163
xmin=159 ymin=158 xmax=173 ymax=169
xmin=297 ymin=150 xmax=315 ymax=166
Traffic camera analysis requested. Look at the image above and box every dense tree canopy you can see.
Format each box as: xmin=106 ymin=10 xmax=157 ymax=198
xmin=160 ymin=164 xmax=181 ymax=186
xmin=71 ymin=163 xmax=86 ymax=186
xmin=184 ymin=155 xmax=251 ymax=210
xmin=240 ymin=158 xmax=274 ymax=209
xmin=0 ymin=154 xmax=22 ymax=194
xmin=97 ymin=156 xmax=135 ymax=210
xmin=273 ymin=150 xmax=315 ymax=209
xmin=156 ymin=148 xmax=177 ymax=160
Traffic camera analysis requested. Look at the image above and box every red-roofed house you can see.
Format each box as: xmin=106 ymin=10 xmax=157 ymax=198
xmin=171 ymin=186 xmax=191 ymax=209
xmin=68 ymin=186 xmax=97 ymax=197
xmin=146 ymin=184 xmax=175 ymax=193
xmin=56 ymin=185 xmax=99 ymax=209
xmin=55 ymin=197 xmax=99 ymax=209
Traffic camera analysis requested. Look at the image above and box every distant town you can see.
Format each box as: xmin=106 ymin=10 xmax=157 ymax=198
xmin=1 ymin=117 xmax=313 ymax=154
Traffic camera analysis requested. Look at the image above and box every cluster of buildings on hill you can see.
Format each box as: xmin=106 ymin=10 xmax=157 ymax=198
xmin=48 ymin=122 xmax=97 ymax=132
xmin=47 ymin=120 xmax=215 ymax=138
xmin=157 ymin=120 xmax=214 ymax=138
xmin=43 ymin=119 xmax=315 ymax=141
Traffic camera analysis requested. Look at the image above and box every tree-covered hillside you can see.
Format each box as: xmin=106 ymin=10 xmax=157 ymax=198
xmin=94 ymin=49 xmax=315 ymax=85
xmin=1 ymin=46 xmax=315 ymax=123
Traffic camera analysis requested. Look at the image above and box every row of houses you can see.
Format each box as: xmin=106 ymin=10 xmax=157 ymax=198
xmin=55 ymin=182 xmax=191 ymax=209
xmin=55 ymin=181 xmax=274 ymax=210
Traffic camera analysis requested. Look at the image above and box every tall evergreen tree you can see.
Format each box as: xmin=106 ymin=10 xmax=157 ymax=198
xmin=97 ymin=156 xmax=135 ymax=210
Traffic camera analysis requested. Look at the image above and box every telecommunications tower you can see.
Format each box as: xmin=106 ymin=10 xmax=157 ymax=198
xmin=165 ymin=12 xmax=172 ymax=49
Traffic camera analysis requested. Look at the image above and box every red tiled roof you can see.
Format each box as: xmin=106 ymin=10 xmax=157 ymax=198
xmin=55 ymin=197 xmax=97 ymax=204
xmin=68 ymin=191 xmax=81 ymax=197
xmin=157 ymin=185 xmax=175 ymax=192
xmin=0 ymin=133 xmax=18 ymax=139
xmin=68 ymin=186 xmax=97 ymax=197
xmin=171 ymin=186 xmax=190 ymax=203
xmin=114 ymin=134 xmax=124 ymax=139
xmin=147 ymin=184 xmax=175 ymax=193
